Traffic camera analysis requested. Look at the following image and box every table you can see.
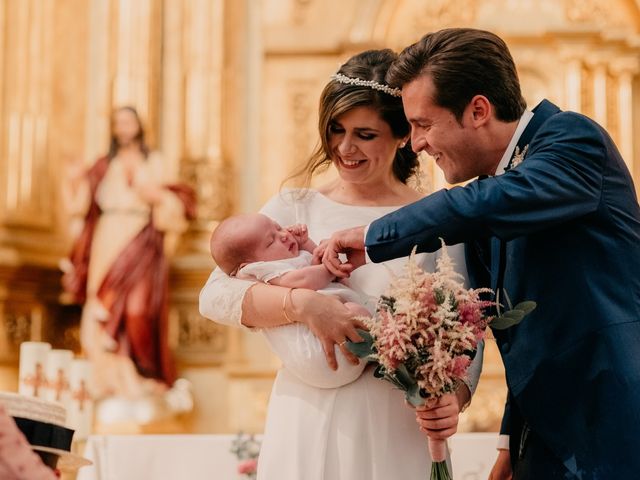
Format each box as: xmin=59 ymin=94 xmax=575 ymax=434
xmin=77 ymin=432 xmax=499 ymax=480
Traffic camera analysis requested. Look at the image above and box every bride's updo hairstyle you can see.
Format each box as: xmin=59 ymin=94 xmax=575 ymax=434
xmin=292 ymin=49 xmax=418 ymax=186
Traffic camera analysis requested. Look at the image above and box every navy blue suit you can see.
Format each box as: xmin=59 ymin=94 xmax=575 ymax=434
xmin=366 ymin=100 xmax=640 ymax=479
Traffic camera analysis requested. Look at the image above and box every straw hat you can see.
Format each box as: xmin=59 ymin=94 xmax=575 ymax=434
xmin=0 ymin=392 xmax=91 ymax=470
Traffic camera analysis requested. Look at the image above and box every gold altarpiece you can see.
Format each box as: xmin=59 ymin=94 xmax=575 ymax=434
xmin=0 ymin=0 xmax=639 ymax=434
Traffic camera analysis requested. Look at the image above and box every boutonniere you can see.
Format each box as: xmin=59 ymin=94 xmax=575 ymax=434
xmin=509 ymin=144 xmax=529 ymax=170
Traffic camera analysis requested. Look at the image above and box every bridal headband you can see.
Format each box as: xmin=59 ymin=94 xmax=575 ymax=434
xmin=330 ymin=73 xmax=402 ymax=98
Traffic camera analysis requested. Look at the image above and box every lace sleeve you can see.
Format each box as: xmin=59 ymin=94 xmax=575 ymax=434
xmin=198 ymin=190 xmax=299 ymax=329
xmin=199 ymin=268 xmax=256 ymax=328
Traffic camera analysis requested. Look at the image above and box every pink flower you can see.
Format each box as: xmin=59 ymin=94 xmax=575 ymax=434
xmin=238 ymin=458 xmax=258 ymax=475
xmin=451 ymin=355 xmax=471 ymax=377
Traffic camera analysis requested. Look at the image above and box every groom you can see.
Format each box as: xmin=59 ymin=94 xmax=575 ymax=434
xmin=323 ymin=28 xmax=640 ymax=479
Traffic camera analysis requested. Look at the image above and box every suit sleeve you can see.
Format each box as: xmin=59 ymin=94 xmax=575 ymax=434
xmin=366 ymin=113 xmax=605 ymax=262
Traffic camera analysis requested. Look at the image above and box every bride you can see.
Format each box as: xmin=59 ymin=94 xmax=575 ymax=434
xmin=199 ymin=49 xmax=482 ymax=479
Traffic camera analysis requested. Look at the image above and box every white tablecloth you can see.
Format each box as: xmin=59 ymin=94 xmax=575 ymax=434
xmin=77 ymin=432 xmax=499 ymax=480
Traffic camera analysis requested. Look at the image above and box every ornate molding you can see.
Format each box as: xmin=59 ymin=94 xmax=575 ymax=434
xmin=412 ymin=0 xmax=476 ymax=33
xmin=292 ymin=0 xmax=315 ymax=25
xmin=182 ymin=158 xmax=233 ymax=224
xmin=172 ymin=304 xmax=229 ymax=366
xmin=289 ymin=81 xmax=318 ymax=176
xmin=565 ymin=0 xmax=635 ymax=30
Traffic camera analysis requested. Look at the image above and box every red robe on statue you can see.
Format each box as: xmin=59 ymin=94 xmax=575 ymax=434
xmin=63 ymin=157 xmax=196 ymax=386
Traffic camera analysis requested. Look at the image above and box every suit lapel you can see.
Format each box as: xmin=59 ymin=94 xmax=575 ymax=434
xmin=494 ymin=100 xmax=562 ymax=300
xmin=505 ymin=100 xmax=561 ymax=171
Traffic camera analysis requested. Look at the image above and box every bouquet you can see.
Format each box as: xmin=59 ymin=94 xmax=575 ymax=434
xmin=347 ymin=243 xmax=535 ymax=480
xmin=230 ymin=432 xmax=261 ymax=479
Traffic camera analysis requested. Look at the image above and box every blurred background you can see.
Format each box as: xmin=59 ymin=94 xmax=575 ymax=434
xmin=1 ymin=0 xmax=639 ymax=438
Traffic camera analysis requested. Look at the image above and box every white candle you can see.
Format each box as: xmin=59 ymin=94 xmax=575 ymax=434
xmin=43 ymin=349 xmax=73 ymax=407
xmin=67 ymin=358 xmax=93 ymax=440
xmin=18 ymin=342 xmax=51 ymax=398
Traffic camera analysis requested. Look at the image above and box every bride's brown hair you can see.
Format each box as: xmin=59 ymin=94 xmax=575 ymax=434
xmin=286 ymin=49 xmax=418 ymax=188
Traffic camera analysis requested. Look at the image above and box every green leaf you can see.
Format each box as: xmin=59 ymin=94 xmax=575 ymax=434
xmin=345 ymin=340 xmax=373 ymax=358
xmin=406 ymin=383 xmax=425 ymax=407
xmin=395 ymin=363 xmax=416 ymax=390
xmin=491 ymin=310 xmax=524 ymax=330
xmin=373 ymin=364 xmax=385 ymax=378
xmin=513 ymin=301 xmax=537 ymax=315
xmin=345 ymin=329 xmax=375 ymax=359
xmin=491 ymin=300 xmax=537 ymax=330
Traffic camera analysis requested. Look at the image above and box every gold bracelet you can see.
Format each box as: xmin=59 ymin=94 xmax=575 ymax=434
xmin=282 ymin=287 xmax=296 ymax=324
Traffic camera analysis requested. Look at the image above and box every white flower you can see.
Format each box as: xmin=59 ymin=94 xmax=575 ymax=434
xmin=510 ymin=144 xmax=529 ymax=169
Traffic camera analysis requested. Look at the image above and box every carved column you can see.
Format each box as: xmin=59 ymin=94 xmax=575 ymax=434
xmin=610 ymin=58 xmax=639 ymax=174
xmin=85 ymin=0 xmax=162 ymax=161
xmin=564 ymin=58 xmax=583 ymax=112
xmin=592 ymin=63 xmax=608 ymax=128
xmin=161 ymin=0 xmax=236 ymax=371
xmin=0 ymin=0 xmax=54 ymax=231
xmin=0 ymin=2 xmax=83 ymax=384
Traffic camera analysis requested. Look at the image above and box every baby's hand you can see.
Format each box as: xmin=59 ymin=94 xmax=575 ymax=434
xmin=286 ymin=224 xmax=309 ymax=244
xmin=312 ymin=240 xmax=327 ymax=265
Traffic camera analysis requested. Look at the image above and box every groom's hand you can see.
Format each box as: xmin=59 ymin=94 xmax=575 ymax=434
xmin=415 ymin=394 xmax=460 ymax=440
xmin=489 ymin=449 xmax=512 ymax=480
xmin=322 ymin=225 xmax=367 ymax=278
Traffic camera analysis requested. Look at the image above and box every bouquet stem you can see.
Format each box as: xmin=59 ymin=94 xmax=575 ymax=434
xmin=428 ymin=438 xmax=451 ymax=480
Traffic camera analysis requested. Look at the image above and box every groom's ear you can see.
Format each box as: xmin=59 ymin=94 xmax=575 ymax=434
xmin=466 ymin=95 xmax=492 ymax=127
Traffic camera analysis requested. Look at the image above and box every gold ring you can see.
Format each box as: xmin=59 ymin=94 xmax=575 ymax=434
xmin=339 ymin=340 xmax=347 ymax=347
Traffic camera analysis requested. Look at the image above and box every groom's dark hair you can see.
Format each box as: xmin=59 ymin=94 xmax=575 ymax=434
xmin=387 ymin=28 xmax=526 ymax=123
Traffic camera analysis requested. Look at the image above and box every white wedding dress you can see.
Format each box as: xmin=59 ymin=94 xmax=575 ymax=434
xmin=199 ymin=189 xmax=483 ymax=480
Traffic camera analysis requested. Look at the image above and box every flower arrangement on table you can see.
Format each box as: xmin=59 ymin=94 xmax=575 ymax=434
xmin=230 ymin=432 xmax=261 ymax=479
xmin=347 ymin=243 xmax=536 ymax=480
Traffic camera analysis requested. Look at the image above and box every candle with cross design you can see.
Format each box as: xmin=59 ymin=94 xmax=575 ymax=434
xmin=43 ymin=349 xmax=73 ymax=407
xmin=68 ymin=358 xmax=93 ymax=440
xmin=18 ymin=342 xmax=51 ymax=398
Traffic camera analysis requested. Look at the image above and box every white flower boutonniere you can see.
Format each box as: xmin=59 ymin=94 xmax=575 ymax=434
xmin=509 ymin=144 xmax=529 ymax=170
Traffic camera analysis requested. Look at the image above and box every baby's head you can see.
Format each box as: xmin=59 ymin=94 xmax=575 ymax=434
xmin=210 ymin=213 xmax=300 ymax=275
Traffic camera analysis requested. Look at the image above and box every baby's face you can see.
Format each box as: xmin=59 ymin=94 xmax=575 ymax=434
xmin=250 ymin=215 xmax=299 ymax=262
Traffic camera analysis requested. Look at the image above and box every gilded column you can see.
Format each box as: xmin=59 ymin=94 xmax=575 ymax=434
xmin=0 ymin=0 xmax=54 ymax=230
xmin=161 ymin=0 xmax=241 ymax=369
xmin=84 ymin=0 xmax=112 ymax=162
xmin=564 ymin=58 xmax=583 ymax=112
xmin=610 ymin=58 xmax=639 ymax=175
xmin=592 ymin=63 xmax=608 ymax=128
xmin=85 ymin=0 xmax=162 ymax=160
xmin=111 ymin=0 xmax=162 ymax=145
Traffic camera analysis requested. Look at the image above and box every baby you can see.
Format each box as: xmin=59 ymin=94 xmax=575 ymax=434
xmin=210 ymin=213 xmax=371 ymax=387
xmin=210 ymin=212 xmax=369 ymax=313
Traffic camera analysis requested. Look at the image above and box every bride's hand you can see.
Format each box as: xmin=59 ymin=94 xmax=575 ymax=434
xmin=291 ymin=289 xmax=367 ymax=370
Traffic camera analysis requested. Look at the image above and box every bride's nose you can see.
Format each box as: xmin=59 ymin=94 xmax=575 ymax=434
xmin=338 ymin=135 xmax=357 ymax=156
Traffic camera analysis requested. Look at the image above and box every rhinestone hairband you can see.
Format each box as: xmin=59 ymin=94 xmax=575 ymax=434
xmin=330 ymin=73 xmax=402 ymax=97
